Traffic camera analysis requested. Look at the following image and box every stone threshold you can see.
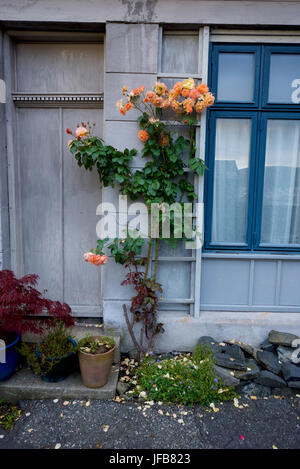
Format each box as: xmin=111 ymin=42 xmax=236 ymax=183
xmin=1 ymin=324 xmax=122 ymax=403
xmin=0 ymin=366 xmax=119 ymax=404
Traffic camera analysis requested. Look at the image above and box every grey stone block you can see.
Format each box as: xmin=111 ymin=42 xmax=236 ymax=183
xmin=197 ymin=336 xmax=221 ymax=354
xmin=106 ymin=23 xmax=159 ymax=73
xmin=234 ymin=358 xmax=260 ymax=380
xmin=287 ymin=381 xmax=300 ymax=389
xmin=260 ymin=339 xmax=277 ymax=354
xmin=236 ymin=382 xmax=273 ymax=398
xmin=277 ymin=345 xmax=295 ymax=364
xmin=213 ymin=365 xmax=240 ymax=387
xmin=0 ymin=367 xmax=119 ymax=403
xmin=269 ymin=330 xmax=299 ymax=347
xmin=254 ymin=370 xmax=286 ymax=388
xmin=256 ymin=350 xmax=281 ymax=375
xmin=282 ymin=362 xmax=300 ymax=382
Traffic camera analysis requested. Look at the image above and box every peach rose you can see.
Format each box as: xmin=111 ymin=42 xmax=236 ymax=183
xmin=83 ymin=252 xmax=108 ymax=266
xmin=68 ymin=139 xmax=73 ymax=148
xmin=197 ymin=83 xmax=209 ymax=94
xmin=138 ymin=130 xmax=150 ymax=143
xmin=124 ymin=102 xmax=132 ymax=111
xmin=75 ymin=126 xmax=89 ymax=138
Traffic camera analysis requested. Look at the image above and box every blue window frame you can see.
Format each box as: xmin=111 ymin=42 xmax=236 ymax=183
xmin=205 ymin=44 xmax=300 ymax=252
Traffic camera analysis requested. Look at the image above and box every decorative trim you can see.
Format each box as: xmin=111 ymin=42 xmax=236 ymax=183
xmin=12 ymin=93 xmax=104 ymax=108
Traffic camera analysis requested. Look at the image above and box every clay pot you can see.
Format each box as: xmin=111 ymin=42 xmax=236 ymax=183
xmin=78 ymin=336 xmax=115 ymax=388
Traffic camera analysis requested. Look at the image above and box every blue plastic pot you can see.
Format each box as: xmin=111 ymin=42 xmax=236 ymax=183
xmin=0 ymin=333 xmax=21 ymax=382
xmin=36 ymin=338 xmax=77 ymax=383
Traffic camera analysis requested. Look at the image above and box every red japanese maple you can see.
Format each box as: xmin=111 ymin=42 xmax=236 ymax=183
xmin=0 ymin=270 xmax=74 ymax=336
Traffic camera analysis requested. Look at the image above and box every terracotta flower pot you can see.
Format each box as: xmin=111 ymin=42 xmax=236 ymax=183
xmin=78 ymin=336 xmax=115 ymax=388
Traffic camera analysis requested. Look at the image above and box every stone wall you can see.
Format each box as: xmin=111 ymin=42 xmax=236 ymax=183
xmin=102 ymin=22 xmax=159 ymax=329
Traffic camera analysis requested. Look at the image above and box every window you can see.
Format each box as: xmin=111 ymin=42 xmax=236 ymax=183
xmin=205 ymin=44 xmax=300 ymax=251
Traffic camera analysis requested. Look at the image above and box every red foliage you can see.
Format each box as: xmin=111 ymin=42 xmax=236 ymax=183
xmin=0 ymin=270 xmax=74 ymax=335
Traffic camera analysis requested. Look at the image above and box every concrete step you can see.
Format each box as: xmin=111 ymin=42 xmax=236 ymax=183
xmin=0 ymin=366 xmax=119 ymax=404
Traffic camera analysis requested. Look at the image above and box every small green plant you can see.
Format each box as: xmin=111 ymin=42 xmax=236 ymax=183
xmin=78 ymin=335 xmax=115 ymax=354
xmin=18 ymin=322 xmax=75 ymax=376
xmin=0 ymin=399 xmax=21 ymax=430
xmin=134 ymin=345 xmax=236 ymax=406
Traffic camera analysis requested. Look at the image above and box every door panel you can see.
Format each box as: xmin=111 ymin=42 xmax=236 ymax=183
xmin=16 ymin=43 xmax=104 ymax=93
xmin=18 ymin=108 xmax=63 ymax=300
xmin=14 ymin=40 xmax=104 ymax=316
xmin=63 ymin=108 xmax=102 ymax=308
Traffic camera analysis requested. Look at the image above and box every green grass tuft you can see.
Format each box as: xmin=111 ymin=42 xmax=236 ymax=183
xmin=134 ymin=345 xmax=236 ymax=406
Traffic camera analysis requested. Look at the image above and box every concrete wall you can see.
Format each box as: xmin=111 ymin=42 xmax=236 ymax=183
xmin=1 ymin=1 xmax=300 ymax=26
xmin=0 ymin=29 xmax=10 ymax=270
xmin=1 ymin=2 xmax=300 ymax=351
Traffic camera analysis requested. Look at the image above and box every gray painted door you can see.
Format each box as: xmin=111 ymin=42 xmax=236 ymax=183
xmin=13 ymin=41 xmax=104 ymax=317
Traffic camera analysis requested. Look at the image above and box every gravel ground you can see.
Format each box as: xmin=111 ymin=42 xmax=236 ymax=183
xmin=0 ymin=395 xmax=299 ymax=450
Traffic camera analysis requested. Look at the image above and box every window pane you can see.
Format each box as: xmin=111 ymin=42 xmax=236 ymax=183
xmin=217 ymin=53 xmax=255 ymax=102
xmin=261 ymin=120 xmax=300 ymax=245
xmin=161 ymin=35 xmax=198 ymax=74
xmin=268 ymin=54 xmax=300 ymax=103
xmin=211 ymin=118 xmax=251 ymax=244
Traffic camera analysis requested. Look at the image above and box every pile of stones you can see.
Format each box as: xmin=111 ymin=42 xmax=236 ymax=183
xmin=198 ymin=330 xmax=300 ymax=398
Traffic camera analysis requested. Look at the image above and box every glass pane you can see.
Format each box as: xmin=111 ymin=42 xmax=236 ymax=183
xmin=261 ymin=120 xmax=300 ymax=245
xmin=211 ymin=118 xmax=252 ymax=244
xmin=217 ymin=53 xmax=255 ymax=102
xmin=161 ymin=35 xmax=198 ymax=74
xmin=268 ymin=54 xmax=300 ymax=103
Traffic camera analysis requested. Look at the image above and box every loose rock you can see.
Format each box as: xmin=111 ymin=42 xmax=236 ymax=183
xmin=117 ymin=381 xmax=130 ymax=395
xmin=213 ymin=365 xmax=240 ymax=387
xmin=256 ymin=350 xmax=281 ymax=375
xmin=255 ymin=370 xmax=286 ymax=388
xmin=277 ymin=346 xmax=295 ymax=364
xmin=260 ymin=339 xmax=277 ymax=354
xmin=269 ymin=330 xmax=299 ymax=347
xmin=234 ymin=358 xmax=260 ymax=380
xmin=281 ymin=363 xmax=300 ymax=382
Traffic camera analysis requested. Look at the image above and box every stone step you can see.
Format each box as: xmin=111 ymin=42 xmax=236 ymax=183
xmin=0 ymin=366 xmax=119 ymax=404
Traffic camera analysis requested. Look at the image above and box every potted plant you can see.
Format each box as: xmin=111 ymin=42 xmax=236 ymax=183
xmin=19 ymin=322 xmax=77 ymax=382
xmin=0 ymin=270 xmax=74 ymax=381
xmin=78 ymin=335 xmax=116 ymax=388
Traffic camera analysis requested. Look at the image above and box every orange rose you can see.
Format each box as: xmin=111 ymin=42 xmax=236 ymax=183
xmin=195 ymin=100 xmax=206 ymax=113
xmin=173 ymin=82 xmax=183 ymax=93
xmin=189 ymin=88 xmax=200 ymax=100
xmin=120 ymin=107 xmax=126 ymax=115
xmin=122 ymin=86 xmax=127 ymax=93
xmin=138 ymin=130 xmax=150 ymax=143
xmin=139 ymin=86 xmax=145 ymax=92
xmin=154 ymin=81 xmax=167 ymax=96
xmin=197 ymin=83 xmax=209 ymax=94
xmin=181 ymin=89 xmax=190 ymax=98
xmin=124 ymin=102 xmax=132 ymax=111
xmin=204 ymin=93 xmax=215 ymax=106
xmin=83 ymin=252 xmax=108 ymax=266
xmin=182 ymin=98 xmax=194 ymax=114
xmin=75 ymin=126 xmax=89 ymax=138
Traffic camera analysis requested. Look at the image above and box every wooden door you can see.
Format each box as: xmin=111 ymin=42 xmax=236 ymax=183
xmin=10 ymin=38 xmax=104 ymax=317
